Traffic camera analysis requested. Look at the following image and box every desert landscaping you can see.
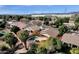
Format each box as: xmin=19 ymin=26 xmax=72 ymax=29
xmin=0 ymin=14 xmax=79 ymax=54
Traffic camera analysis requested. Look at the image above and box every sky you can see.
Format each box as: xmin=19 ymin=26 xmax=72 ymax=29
xmin=0 ymin=5 xmax=79 ymax=14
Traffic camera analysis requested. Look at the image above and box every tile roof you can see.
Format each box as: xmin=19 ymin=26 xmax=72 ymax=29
xmin=29 ymin=20 xmax=42 ymax=26
xmin=8 ymin=21 xmax=26 ymax=29
xmin=40 ymin=26 xmax=59 ymax=38
xmin=14 ymin=22 xmax=26 ymax=29
xmin=61 ymin=33 xmax=79 ymax=46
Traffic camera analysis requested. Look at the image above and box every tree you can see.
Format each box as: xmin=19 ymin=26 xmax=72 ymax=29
xmin=0 ymin=45 xmax=9 ymax=51
xmin=36 ymin=47 xmax=47 ymax=54
xmin=70 ymin=48 xmax=79 ymax=54
xmin=27 ymin=43 xmax=47 ymax=54
xmin=63 ymin=17 xmax=70 ymax=23
xmin=38 ymin=16 xmax=44 ymax=21
xmin=17 ymin=30 xmax=29 ymax=49
xmin=37 ymin=37 xmax=62 ymax=54
xmin=27 ymin=37 xmax=62 ymax=54
xmin=0 ymin=20 xmax=6 ymax=29
xmin=58 ymin=25 xmax=69 ymax=35
xmin=71 ymin=26 xmax=78 ymax=31
xmin=74 ymin=17 xmax=79 ymax=30
xmin=54 ymin=18 xmax=64 ymax=28
xmin=26 ymin=16 xmax=32 ymax=20
xmin=11 ymin=26 xmax=20 ymax=34
xmin=43 ymin=16 xmax=51 ymax=25
xmin=52 ymin=38 xmax=62 ymax=50
xmin=27 ymin=43 xmax=38 ymax=54
xmin=4 ymin=33 xmax=17 ymax=49
xmin=44 ymin=20 xmax=49 ymax=25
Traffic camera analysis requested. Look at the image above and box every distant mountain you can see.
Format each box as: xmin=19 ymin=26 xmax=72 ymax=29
xmin=0 ymin=11 xmax=79 ymax=15
xmin=30 ymin=12 xmax=79 ymax=15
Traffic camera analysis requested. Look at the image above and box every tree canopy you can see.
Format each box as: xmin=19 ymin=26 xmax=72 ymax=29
xmin=0 ymin=20 xmax=6 ymax=29
xmin=17 ymin=30 xmax=29 ymax=42
xmin=54 ymin=18 xmax=64 ymax=28
xmin=17 ymin=30 xmax=29 ymax=49
xmin=58 ymin=25 xmax=69 ymax=35
xmin=27 ymin=43 xmax=38 ymax=54
xmin=11 ymin=26 xmax=20 ymax=34
xmin=4 ymin=33 xmax=17 ymax=48
xmin=37 ymin=37 xmax=62 ymax=53
xmin=74 ymin=17 xmax=79 ymax=28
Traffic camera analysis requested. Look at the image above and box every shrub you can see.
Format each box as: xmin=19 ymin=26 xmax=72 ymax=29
xmin=70 ymin=48 xmax=79 ymax=54
xmin=1 ymin=45 xmax=9 ymax=51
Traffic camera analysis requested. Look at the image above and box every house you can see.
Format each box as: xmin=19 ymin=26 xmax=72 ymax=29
xmin=40 ymin=26 xmax=59 ymax=38
xmin=25 ymin=25 xmax=41 ymax=35
xmin=25 ymin=20 xmax=43 ymax=31
xmin=61 ymin=33 xmax=79 ymax=47
xmin=6 ymin=21 xmax=26 ymax=30
xmin=20 ymin=18 xmax=28 ymax=23
xmin=29 ymin=20 xmax=43 ymax=26
xmin=14 ymin=22 xmax=26 ymax=29
xmin=25 ymin=24 xmax=59 ymax=37
xmin=25 ymin=20 xmax=44 ymax=36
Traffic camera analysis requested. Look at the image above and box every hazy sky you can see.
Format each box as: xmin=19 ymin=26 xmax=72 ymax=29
xmin=0 ymin=5 xmax=79 ymax=14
